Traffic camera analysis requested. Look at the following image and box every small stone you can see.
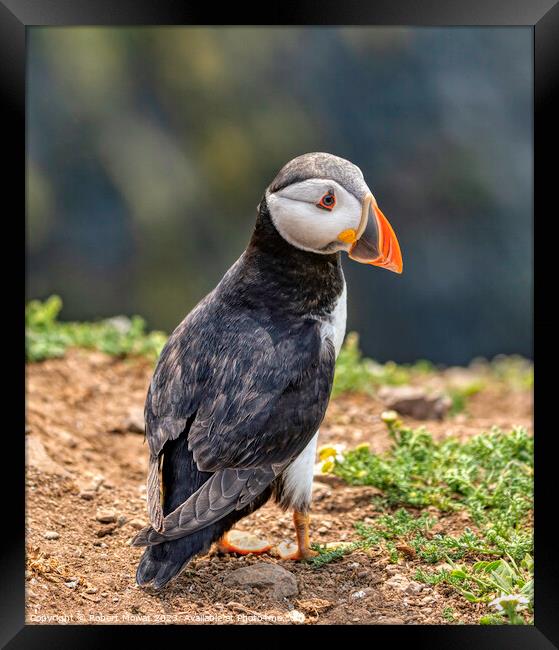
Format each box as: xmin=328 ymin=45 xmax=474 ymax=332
xmin=384 ymin=565 xmax=400 ymax=574
xmin=117 ymin=515 xmax=127 ymax=527
xmin=296 ymin=598 xmax=333 ymax=614
xmin=58 ymin=430 xmax=78 ymax=448
xmin=224 ymin=563 xmax=298 ymax=600
xmin=90 ymin=475 xmax=105 ymax=491
xmin=123 ymin=406 xmax=145 ymax=434
xmin=378 ymin=386 xmax=451 ymax=420
xmin=100 ymin=592 xmax=108 ymax=598
xmin=64 ymin=581 xmax=78 ymax=589
xmin=96 ymin=524 xmax=117 ymax=538
xmin=82 ymin=594 xmax=101 ymax=603
xmin=351 ymin=590 xmax=367 ymax=599
xmin=43 ymin=530 xmax=60 ymax=540
xmin=95 ymin=509 xmax=117 ymax=524
xmin=128 ymin=519 xmax=145 ymax=531
xmin=85 ymin=587 xmax=98 ymax=594
xmin=380 ymin=617 xmax=404 ymax=625
xmin=404 ymin=581 xmax=423 ymax=595
xmin=288 ymin=610 xmax=305 ymax=624
xmin=386 ymin=574 xmax=410 ymax=592
xmin=78 ymin=474 xmax=104 ymax=497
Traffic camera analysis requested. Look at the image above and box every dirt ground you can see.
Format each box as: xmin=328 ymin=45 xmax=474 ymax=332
xmin=25 ymin=349 xmax=532 ymax=625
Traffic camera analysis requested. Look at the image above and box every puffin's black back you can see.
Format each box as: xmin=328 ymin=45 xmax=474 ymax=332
xmin=135 ymin=198 xmax=342 ymax=588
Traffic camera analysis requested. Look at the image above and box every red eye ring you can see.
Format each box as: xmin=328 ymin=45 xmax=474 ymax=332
xmin=317 ymin=191 xmax=336 ymax=210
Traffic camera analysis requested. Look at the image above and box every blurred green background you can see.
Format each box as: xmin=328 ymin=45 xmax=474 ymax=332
xmin=27 ymin=27 xmax=532 ymax=365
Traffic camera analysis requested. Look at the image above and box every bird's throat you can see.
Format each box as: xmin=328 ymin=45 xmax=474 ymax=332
xmin=242 ymin=198 xmax=345 ymax=317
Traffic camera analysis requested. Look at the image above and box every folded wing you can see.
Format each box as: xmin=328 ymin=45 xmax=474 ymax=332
xmin=135 ymin=296 xmax=335 ymax=545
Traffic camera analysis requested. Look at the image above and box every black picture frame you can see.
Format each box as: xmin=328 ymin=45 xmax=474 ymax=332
xmin=8 ymin=1 xmax=557 ymax=646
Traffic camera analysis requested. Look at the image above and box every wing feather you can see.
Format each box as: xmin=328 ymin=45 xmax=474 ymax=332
xmin=131 ymin=466 xmax=278 ymax=546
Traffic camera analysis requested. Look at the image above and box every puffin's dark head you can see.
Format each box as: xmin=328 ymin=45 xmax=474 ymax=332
xmin=265 ymin=152 xmax=403 ymax=274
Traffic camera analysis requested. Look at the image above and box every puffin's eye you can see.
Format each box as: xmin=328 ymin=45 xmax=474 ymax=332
xmin=317 ymin=191 xmax=336 ymax=210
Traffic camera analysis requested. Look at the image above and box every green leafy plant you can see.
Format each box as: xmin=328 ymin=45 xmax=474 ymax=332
xmin=309 ymin=541 xmax=361 ymax=568
xmin=331 ymin=421 xmax=532 ymax=545
xmin=26 ymin=295 xmax=167 ymax=362
xmin=442 ymin=606 xmax=456 ymax=622
xmin=319 ymin=417 xmax=533 ymax=623
xmin=488 ymin=355 xmax=534 ymax=390
xmin=448 ymin=380 xmax=485 ymax=415
xmin=332 ymin=332 xmax=434 ymax=397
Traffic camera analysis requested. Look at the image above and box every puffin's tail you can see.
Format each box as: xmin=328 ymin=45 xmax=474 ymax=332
xmin=136 ymin=425 xmax=220 ymax=589
xmin=135 ymin=522 xmax=228 ymax=589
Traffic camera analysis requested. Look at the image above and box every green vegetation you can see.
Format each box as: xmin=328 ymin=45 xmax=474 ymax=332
xmin=316 ymin=417 xmax=533 ymax=624
xmin=447 ymin=381 xmax=484 ymax=415
xmin=309 ymin=542 xmax=361 ymax=568
xmin=330 ymin=419 xmax=533 ymax=531
xmin=332 ymin=332 xmax=434 ymax=397
xmin=487 ymin=355 xmax=534 ymax=390
xmin=416 ymin=555 xmax=532 ymax=625
xmin=332 ymin=334 xmax=532 ymax=409
xmin=26 ymin=296 xmax=167 ymax=363
xmin=442 ymin=606 xmax=456 ymax=622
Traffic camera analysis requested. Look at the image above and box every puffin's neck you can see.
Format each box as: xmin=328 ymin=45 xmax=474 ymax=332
xmin=235 ymin=197 xmax=344 ymax=317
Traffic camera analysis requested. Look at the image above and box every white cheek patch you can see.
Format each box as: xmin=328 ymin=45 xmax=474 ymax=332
xmin=267 ymin=180 xmax=362 ymax=254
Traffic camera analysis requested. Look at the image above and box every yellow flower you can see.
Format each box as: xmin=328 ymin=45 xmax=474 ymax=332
xmin=321 ymin=460 xmax=334 ymax=474
xmin=318 ymin=446 xmax=338 ymax=461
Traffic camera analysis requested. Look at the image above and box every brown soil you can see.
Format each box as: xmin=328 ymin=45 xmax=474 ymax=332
xmin=25 ymin=349 xmax=532 ymax=625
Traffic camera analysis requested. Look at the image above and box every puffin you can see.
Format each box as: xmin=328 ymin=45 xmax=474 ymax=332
xmin=132 ymin=152 xmax=403 ymax=588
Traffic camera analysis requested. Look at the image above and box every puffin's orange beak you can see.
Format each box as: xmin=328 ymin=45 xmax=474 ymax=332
xmin=348 ymin=194 xmax=403 ymax=274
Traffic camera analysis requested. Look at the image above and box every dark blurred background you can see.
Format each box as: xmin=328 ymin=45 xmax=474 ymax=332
xmin=27 ymin=27 xmax=532 ymax=365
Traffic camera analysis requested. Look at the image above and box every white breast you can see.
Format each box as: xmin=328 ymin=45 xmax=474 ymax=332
xmin=319 ymin=279 xmax=347 ymax=359
xmin=279 ymin=432 xmax=319 ymax=512
xmin=330 ymin=280 xmax=347 ymax=358
xmin=280 ymin=279 xmax=347 ymax=511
